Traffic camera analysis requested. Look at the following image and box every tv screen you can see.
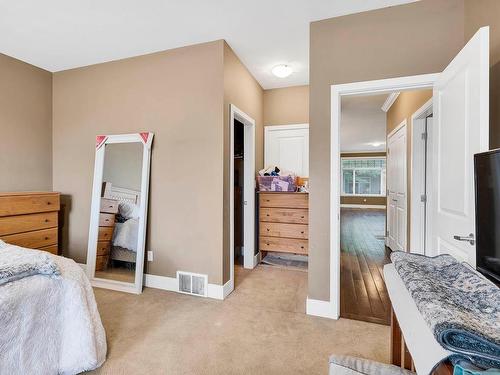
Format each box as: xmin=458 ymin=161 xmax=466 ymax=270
xmin=474 ymin=149 xmax=500 ymax=282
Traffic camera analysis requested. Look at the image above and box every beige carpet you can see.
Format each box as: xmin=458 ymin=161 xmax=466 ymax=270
xmin=89 ymin=265 xmax=389 ymax=374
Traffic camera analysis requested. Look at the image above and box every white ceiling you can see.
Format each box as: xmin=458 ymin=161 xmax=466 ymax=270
xmin=341 ymin=94 xmax=388 ymax=153
xmin=0 ymin=0 xmax=417 ymax=89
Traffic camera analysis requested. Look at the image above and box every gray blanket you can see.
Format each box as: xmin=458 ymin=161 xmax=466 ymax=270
xmin=0 ymin=240 xmax=60 ymax=284
xmin=391 ymin=252 xmax=500 ymax=370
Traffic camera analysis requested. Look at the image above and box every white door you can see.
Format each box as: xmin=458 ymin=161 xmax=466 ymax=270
xmin=264 ymin=124 xmax=309 ymax=176
xmin=387 ymin=122 xmax=407 ymax=251
xmin=428 ymin=27 xmax=489 ymax=266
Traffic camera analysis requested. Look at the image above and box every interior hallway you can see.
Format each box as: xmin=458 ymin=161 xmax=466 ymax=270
xmin=340 ymin=208 xmax=391 ymax=325
xmin=89 ymin=264 xmax=389 ymax=374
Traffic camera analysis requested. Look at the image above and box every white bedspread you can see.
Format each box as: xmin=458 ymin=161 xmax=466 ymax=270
xmin=0 ymin=248 xmax=107 ymax=375
xmin=113 ymin=218 xmax=139 ymax=252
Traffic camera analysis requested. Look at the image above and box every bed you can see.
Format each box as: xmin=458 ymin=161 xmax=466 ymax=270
xmin=102 ymin=182 xmax=141 ymax=264
xmin=0 ymin=192 xmax=106 ymax=374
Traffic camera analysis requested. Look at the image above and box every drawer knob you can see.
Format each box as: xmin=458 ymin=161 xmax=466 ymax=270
xmin=44 ymin=236 xmax=49 ymax=240
xmin=301 ymin=216 xmax=304 ymax=219
xmin=266 ymin=228 xmax=269 ymax=231
xmin=266 ymin=243 xmax=270 ymax=246
xmin=45 ymin=219 xmax=50 ymax=223
xmin=109 ymin=205 xmax=113 ymax=208
xmin=266 ymin=214 xmax=270 ymax=217
xmin=301 ymin=231 xmax=304 ymax=234
xmin=46 ymin=201 xmax=51 ymax=205
xmin=301 ymin=246 xmax=304 ymax=249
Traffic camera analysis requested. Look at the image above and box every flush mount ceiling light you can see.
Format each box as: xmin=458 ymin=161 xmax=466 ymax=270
xmin=272 ymin=64 xmax=293 ymax=78
xmin=371 ymin=142 xmax=383 ymax=147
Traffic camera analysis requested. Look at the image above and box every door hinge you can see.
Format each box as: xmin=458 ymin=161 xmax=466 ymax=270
xmin=420 ymin=194 xmax=427 ymax=203
xmin=421 ymin=132 xmax=427 ymax=140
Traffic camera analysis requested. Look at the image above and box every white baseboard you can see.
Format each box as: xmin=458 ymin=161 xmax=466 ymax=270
xmin=341 ymin=204 xmax=386 ymax=209
xmin=306 ymin=298 xmax=338 ymax=319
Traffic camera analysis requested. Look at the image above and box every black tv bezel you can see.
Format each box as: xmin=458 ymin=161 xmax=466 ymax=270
xmin=474 ymin=148 xmax=500 ymax=284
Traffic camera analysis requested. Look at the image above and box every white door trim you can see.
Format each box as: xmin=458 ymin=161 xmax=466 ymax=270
xmin=326 ymin=73 xmax=439 ymax=320
xmin=229 ymin=104 xmax=256 ymax=297
xmin=410 ymin=98 xmax=433 ymax=254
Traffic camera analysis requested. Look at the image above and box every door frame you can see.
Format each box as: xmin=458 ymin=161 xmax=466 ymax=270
xmin=386 ymin=119 xmax=407 ymax=252
xmin=409 ymin=98 xmax=433 ymax=255
xmin=327 ymin=74 xmax=439 ymax=319
xmin=229 ymin=104 xmax=256 ymax=296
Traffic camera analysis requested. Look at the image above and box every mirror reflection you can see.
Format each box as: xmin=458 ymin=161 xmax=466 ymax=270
xmin=94 ymin=142 xmax=143 ymax=283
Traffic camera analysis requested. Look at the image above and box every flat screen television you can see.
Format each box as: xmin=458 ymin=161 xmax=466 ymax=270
xmin=474 ymin=149 xmax=500 ymax=283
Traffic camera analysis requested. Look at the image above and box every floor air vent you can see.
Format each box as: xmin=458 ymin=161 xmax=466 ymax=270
xmin=177 ymin=271 xmax=208 ymax=297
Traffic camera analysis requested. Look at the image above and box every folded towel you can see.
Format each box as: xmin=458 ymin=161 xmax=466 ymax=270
xmin=391 ymin=252 xmax=500 ymax=370
xmin=0 ymin=240 xmax=60 ymax=285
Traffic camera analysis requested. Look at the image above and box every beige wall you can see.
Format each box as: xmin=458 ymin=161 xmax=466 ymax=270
xmin=53 ymin=41 xmax=226 ymax=284
xmin=465 ymin=0 xmax=500 ymax=148
xmin=102 ymin=142 xmax=143 ymax=192
xmin=263 ymin=85 xmax=309 ymax=125
xmin=309 ymin=0 xmax=465 ymax=301
xmin=222 ymin=43 xmax=264 ymax=283
xmin=0 ymin=53 xmax=52 ymax=191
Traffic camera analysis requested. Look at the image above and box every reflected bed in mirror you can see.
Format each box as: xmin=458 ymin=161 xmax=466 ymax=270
xmin=87 ymin=133 xmax=153 ymax=294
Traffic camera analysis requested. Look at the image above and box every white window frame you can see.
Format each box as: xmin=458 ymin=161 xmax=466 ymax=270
xmin=340 ymin=156 xmax=386 ymax=197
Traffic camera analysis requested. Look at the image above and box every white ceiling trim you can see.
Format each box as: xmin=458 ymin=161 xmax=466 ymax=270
xmin=381 ymin=92 xmax=401 ymax=112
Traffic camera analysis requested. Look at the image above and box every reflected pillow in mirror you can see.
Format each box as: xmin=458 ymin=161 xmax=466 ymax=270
xmin=118 ymin=202 xmax=140 ymax=220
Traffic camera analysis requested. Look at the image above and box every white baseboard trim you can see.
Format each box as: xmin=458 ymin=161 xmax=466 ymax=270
xmin=306 ymin=298 xmax=338 ymax=319
xmin=341 ymin=204 xmax=386 ymax=209
xmin=82 ymin=262 xmax=230 ymax=301
xmin=144 ymin=273 xmax=230 ymax=301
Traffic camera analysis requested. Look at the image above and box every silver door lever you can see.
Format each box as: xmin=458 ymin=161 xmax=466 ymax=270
xmin=453 ymin=233 xmax=475 ymax=245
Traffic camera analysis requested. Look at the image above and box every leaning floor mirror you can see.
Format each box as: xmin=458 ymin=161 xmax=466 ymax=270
xmin=87 ymin=133 xmax=153 ymax=294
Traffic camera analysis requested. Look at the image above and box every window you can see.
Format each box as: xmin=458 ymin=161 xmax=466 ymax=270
xmin=341 ymin=157 xmax=386 ymax=196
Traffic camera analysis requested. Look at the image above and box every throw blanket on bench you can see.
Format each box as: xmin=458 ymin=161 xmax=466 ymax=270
xmin=0 ymin=240 xmax=60 ymax=284
xmin=391 ymin=252 xmax=500 ymax=370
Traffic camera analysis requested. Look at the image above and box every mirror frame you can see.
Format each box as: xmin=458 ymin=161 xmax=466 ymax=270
xmin=86 ymin=132 xmax=154 ymax=294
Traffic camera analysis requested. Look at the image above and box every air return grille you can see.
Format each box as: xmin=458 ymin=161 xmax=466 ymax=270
xmin=176 ymin=271 xmax=208 ymax=297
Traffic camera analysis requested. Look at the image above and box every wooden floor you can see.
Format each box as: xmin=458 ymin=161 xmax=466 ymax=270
xmin=340 ymin=208 xmax=391 ymax=325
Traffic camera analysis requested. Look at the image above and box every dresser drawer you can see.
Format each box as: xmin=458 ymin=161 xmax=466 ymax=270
xmin=260 ymin=207 xmax=308 ymax=224
xmin=39 ymin=244 xmax=59 ymax=255
xmin=0 ymin=193 xmax=60 ymax=217
xmin=99 ymin=213 xmax=115 ymax=227
xmin=98 ymin=226 xmax=114 ymax=241
xmin=260 ymin=222 xmax=308 ymax=239
xmin=0 ymin=212 xmax=58 ymax=236
xmin=259 ymin=193 xmax=308 ymax=209
xmin=260 ymin=236 xmax=308 ymax=255
xmin=2 ymin=227 xmax=58 ymax=249
xmin=95 ymin=255 xmax=109 ymax=271
xmin=96 ymin=241 xmax=110 ymax=256
xmin=100 ymin=198 xmax=119 ymax=214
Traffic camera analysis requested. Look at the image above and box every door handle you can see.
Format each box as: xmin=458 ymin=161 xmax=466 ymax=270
xmin=453 ymin=233 xmax=475 ymax=245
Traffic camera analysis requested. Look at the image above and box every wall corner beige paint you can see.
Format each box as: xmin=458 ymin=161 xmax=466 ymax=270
xmin=0 ymin=53 xmax=53 ymax=191
xmin=263 ymin=85 xmax=309 ymax=125
xmin=53 ymin=40 xmax=226 ymax=284
xmin=222 ymin=41 xmax=264 ymax=284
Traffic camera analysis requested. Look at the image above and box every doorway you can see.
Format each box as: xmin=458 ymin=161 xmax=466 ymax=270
xmin=229 ymin=104 xmax=255 ymax=295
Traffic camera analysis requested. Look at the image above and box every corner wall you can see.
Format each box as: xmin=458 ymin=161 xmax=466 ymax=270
xmin=222 ymin=42 xmax=264 ymax=283
xmin=53 ymin=41 xmax=226 ymax=284
xmin=0 ymin=53 xmax=53 ymax=191
xmin=309 ymin=0 xmax=465 ymax=302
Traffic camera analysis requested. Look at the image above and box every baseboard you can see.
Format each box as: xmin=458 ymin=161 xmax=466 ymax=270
xmin=341 ymin=204 xmax=386 ymax=209
xmin=144 ymin=273 xmax=229 ymax=301
xmin=306 ymin=298 xmax=338 ymax=319
xmin=83 ymin=262 xmax=229 ymax=301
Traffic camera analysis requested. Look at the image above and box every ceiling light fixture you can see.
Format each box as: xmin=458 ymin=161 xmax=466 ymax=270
xmin=272 ymin=64 xmax=293 ymax=78
xmin=371 ymin=142 xmax=383 ymax=147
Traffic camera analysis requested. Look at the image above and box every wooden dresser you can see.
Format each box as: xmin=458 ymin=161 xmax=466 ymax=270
xmin=96 ymin=197 xmax=119 ymax=271
xmin=259 ymin=192 xmax=309 ymax=255
xmin=0 ymin=192 xmax=60 ymax=254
